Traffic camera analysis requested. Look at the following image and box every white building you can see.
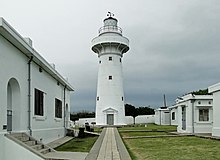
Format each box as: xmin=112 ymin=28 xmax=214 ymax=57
xmin=155 ymin=107 xmax=171 ymax=125
xmin=91 ymin=13 xmax=129 ymax=126
xmin=0 ymin=17 xmax=74 ymax=159
xmin=208 ymin=83 xmax=220 ymax=137
xmin=173 ymin=94 xmax=213 ymax=134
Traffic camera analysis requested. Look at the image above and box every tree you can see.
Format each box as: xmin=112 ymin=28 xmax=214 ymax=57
xmin=70 ymin=111 xmax=95 ymax=122
xmin=125 ymin=104 xmax=138 ymax=124
xmin=191 ymin=89 xmax=211 ymax=95
xmin=137 ymin=106 xmax=155 ymax=115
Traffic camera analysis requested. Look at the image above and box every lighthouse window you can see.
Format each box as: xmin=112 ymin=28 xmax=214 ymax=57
xmin=122 ymin=97 xmax=124 ymax=101
xmin=109 ymin=76 xmax=112 ymax=80
xmin=120 ymin=58 xmax=121 ymax=62
xmin=109 ymin=57 xmax=112 ymax=61
xmin=97 ymin=97 xmax=99 ymax=101
xmin=99 ymin=60 xmax=101 ymax=64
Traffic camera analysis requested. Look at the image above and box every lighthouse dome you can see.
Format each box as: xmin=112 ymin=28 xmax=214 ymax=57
xmin=103 ymin=17 xmax=118 ymax=27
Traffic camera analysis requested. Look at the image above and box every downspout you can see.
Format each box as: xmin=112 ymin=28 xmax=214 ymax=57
xmin=28 ymin=56 xmax=33 ymax=136
xmin=191 ymin=94 xmax=195 ymax=134
xmin=63 ymin=85 xmax=67 ymax=131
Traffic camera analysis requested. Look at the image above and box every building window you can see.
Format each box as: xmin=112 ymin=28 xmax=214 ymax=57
xmin=172 ymin=112 xmax=175 ymax=120
xmin=109 ymin=57 xmax=112 ymax=61
xmin=35 ymin=89 xmax=44 ymax=116
xmin=199 ymin=109 xmax=209 ymax=121
xmin=109 ymin=76 xmax=112 ymax=80
xmin=99 ymin=60 xmax=101 ymax=64
xmin=122 ymin=97 xmax=123 ymax=101
xmin=120 ymin=58 xmax=121 ymax=62
xmin=55 ymin=98 xmax=62 ymax=118
xmin=97 ymin=97 xmax=99 ymax=101
xmin=198 ymin=101 xmax=201 ymax=104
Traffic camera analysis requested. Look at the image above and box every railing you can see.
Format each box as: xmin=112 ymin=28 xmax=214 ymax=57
xmin=98 ymin=26 xmax=122 ymax=35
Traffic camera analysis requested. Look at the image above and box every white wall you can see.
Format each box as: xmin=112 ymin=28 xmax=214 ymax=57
xmin=76 ymin=115 xmax=155 ymax=126
xmin=208 ymin=84 xmax=220 ymax=136
xmin=77 ymin=118 xmax=96 ymax=126
xmin=170 ymin=108 xmax=178 ymax=125
xmin=31 ymin=62 xmax=69 ymax=143
xmin=0 ymin=34 xmax=29 ymax=134
xmin=125 ymin=115 xmax=155 ymax=124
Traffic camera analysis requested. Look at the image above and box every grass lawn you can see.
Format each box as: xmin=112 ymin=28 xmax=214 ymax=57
xmin=55 ymin=136 xmax=98 ymax=152
xmin=118 ymin=123 xmax=177 ymax=131
xmin=124 ymin=136 xmax=220 ymax=160
xmin=120 ymin=131 xmax=171 ymax=137
xmin=93 ymin=127 xmax=103 ymax=133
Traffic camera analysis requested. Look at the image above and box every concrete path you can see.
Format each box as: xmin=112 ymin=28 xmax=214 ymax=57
xmin=85 ymin=127 xmax=131 ymax=160
xmin=45 ymin=151 xmax=88 ymax=160
xmin=47 ymin=136 xmax=74 ymax=148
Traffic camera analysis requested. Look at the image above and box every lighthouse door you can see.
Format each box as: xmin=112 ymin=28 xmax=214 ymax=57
xmin=107 ymin=114 xmax=114 ymax=125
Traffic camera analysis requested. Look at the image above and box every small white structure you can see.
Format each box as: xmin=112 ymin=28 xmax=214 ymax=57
xmin=0 ymin=17 xmax=74 ymax=159
xmin=174 ymin=94 xmax=213 ymax=134
xmin=91 ymin=13 xmax=129 ymax=126
xmin=208 ymin=83 xmax=220 ymax=137
xmin=155 ymin=107 xmax=171 ymax=125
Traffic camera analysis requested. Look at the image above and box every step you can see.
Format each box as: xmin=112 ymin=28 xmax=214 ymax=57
xmin=40 ymin=147 xmax=52 ymax=154
xmin=24 ymin=140 xmax=38 ymax=146
xmin=31 ymin=144 xmax=45 ymax=150
xmin=17 ymin=136 xmax=30 ymax=142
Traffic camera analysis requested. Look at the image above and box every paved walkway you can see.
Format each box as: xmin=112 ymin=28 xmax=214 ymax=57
xmin=85 ymin=127 xmax=131 ymax=160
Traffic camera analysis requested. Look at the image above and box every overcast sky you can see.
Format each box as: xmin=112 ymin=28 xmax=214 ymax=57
xmin=1 ymin=0 xmax=220 ymax=112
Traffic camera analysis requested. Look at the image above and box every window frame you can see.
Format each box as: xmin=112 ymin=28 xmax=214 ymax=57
xmin=34 ymin=88 xmax=44 ymax=116
xmin=171 ymin=112 xmax=175 ymax=120
xmin=55 ymin=98 xmax=62 ymax=118
xmin=199 ymin=108 xmax=209 ymax=121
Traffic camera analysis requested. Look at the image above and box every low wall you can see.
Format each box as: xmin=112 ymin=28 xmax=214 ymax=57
xmin=76 ymin=115 xmax=155 ymax=126
xmin=125 ymin=115 xmax=155 ymax=124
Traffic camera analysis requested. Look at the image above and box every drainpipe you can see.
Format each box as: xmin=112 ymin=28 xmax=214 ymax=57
xmin=191 ymin=94 xmax=195 ymax=134
xmin=28 ymin=56 xmax=33 ymax=136
xmin=63 ymin=85 xmax=67 ymax=131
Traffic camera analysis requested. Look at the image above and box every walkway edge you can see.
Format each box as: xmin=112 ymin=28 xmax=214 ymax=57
xmin=85 ymin=128 xmax=106 ymax=160
xmin=114 ymin=128 xmax=132 ymax=160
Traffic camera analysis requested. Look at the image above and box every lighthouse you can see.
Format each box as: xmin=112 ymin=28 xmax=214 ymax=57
xmin=91 ymin=13 xmax=129 ymax=126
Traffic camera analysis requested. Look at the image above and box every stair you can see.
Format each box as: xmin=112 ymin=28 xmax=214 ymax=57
xmin=5 ymin=132 xmax=59 ymax=159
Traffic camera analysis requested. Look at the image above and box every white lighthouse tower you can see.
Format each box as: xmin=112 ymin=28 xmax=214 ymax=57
xmin=91 ymin=13 xmax=129 ymax=126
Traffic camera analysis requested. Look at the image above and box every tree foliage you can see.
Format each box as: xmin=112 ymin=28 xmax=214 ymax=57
xmin=191 ymin=89 xmax=211 ymax=95
xmin=70 ymin=111 xmax=95 ymax=121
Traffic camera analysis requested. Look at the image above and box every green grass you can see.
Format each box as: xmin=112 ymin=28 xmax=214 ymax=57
xmin=120 ymin=131 xmax=171 ymax=137
xmin=93 ymin=127 xmax=103 ymax=133
xmin=118 ymin=123 xmax=177 ymax=131
xmin=123 ymin=136 xmax=220 ymax=160
xmin=55 ymin=136 xmax=98 ymax=152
